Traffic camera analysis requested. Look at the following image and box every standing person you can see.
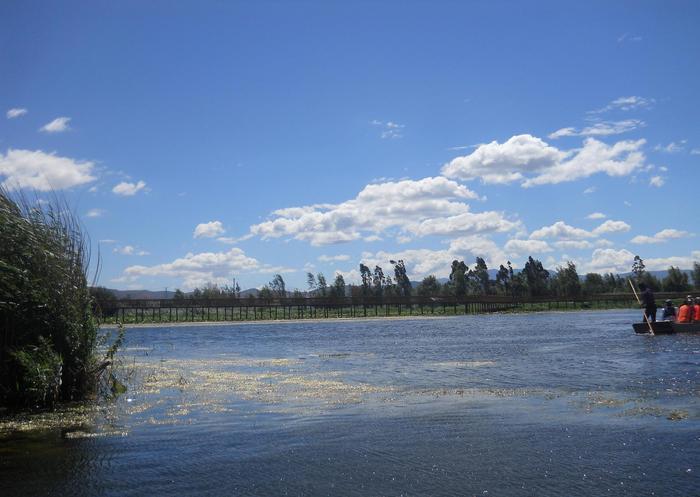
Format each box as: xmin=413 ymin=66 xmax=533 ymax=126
xmin=638 ymin=283 xmax=657 ymax=323
xmin=661 ymin=299 xmax=676 ymax=321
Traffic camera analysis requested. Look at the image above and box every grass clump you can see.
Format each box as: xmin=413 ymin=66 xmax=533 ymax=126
xmin=0 ymin=188 xmax=100 ymax=408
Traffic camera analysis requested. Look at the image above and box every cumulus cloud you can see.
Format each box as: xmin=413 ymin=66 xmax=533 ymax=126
xmin=6 ymin=108 xmax=27 ymax=119
xmin=121 ymin=247 xmax=262 ymax=289
xmin=248 ymin=177 xmax=518 ymax=246
xmin=39 ymin=117 xmax=71 ymax=133
xmin=630 ymin=229 xmax=691 ymax=245
xmin=194 ymin=221 xmax=225 ymax=239
xmin=504 ymin=239 xmax=553 ymax=256
xmin=530 ymin=221 xmax=595 ymax=240
xmin=554 ymin=240 xmax=593 ymax=250
xmin=584 ymin=248 xmax=636 ymax=273
xmin=441 ymin=134 xmax=646 ymax=187
xmin=112 ymin=180 xmax=147 ymax=196
xmin=0 ymin=148 xmax=96 ymax=191
xmin=359 ymin=235 xmax=508 ymax=280
xmin=548 ymin=119 xmax=644 ymax=139
xmin=592 ymin=220 xmax=631 ymax=235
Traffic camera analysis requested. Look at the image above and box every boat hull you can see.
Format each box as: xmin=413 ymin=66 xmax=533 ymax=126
xmin=633 ymin=321 xmax=700 ymax=334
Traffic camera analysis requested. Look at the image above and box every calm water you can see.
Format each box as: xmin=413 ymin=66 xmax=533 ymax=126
xmin=1 ymin=310 xmax=699 ymax=496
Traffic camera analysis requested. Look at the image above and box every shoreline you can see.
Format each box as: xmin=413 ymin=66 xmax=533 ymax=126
xmin=98 ymin=307 xmax=633 ymax=329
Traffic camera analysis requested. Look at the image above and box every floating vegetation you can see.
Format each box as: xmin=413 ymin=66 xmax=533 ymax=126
xmin=430 ymin=360 xmax=497 ymax=368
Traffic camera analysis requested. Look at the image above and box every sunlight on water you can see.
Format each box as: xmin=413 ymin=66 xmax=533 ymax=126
xmin=1 ymin=310 xmax=699 ymax=496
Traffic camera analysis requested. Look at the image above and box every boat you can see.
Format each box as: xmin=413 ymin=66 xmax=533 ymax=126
xmin=633 ymin=321 xmax=700 ymax=334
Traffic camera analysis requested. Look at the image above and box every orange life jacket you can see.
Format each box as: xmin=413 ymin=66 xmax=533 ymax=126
xmin=677 ymin=304 xmax=692 ymax=323
xmin=694 ymin=304 xmax=700 ymax=321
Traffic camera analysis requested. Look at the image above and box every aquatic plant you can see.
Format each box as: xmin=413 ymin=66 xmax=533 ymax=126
xmin=0 ymin=188 xmax=100 ymax=407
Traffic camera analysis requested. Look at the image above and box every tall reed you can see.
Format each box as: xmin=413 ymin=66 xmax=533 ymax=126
xmin=0 ymin=188 xmax=99 ymax=407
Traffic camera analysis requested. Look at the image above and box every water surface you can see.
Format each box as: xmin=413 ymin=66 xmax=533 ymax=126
xmin=1 ymin=310 xmax=699 ymax=496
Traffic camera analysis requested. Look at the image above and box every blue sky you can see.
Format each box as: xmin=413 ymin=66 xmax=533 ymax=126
xmin=2 ymin=1 xmax=699 ymax=291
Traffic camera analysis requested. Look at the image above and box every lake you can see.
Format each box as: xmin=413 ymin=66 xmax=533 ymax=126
xmin=1 ymin=310 xmax=699 ymax=496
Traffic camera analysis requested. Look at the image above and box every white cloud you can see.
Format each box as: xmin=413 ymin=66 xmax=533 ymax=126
xmin=644 ymin=251 xmax=700 ymax=271
xmin=0 ymin=148 xmax=96 ymax=191
xmin=39 ymin=117 xmax=71 ymax=133
xmin=360 ymin=235 xmax=508 ymax=280
xmin=691 ymin=148 xmax=700 ymax=155
xmin=318 ymin=254 xmax=351 ymax=262
xmin=112 ymin=180 xmax=147 ymax=196
xmin=630 ymin=229 xmax=691 ymax=245
xmin=583 ymin=248 xmax=636 ymax=273
xmin=554 ymin=240 xmax=593 ymax=250
xmin=441 ymin=134 xmax=646 ymax=187
xmin=588 ymin=96 xmax=654 ymax=114
xmin=586 ymin=212 xmax=606 ymax=220
xmin=122 ymin=247 xmax=262 ymax=289
xmin=371 ymin=119 xmax=405 ymax=139
xmin=504 ymin=239 xmax=553 ymax=256
xmin=649 ymin=175 xmax=665 ymax=187
xmin=86 ymin=208 xmax=105 ymax=218
xmin=592 ymin=220 xmax=631 ymax=235
xmin=583 ymin=186 xmax=596 ymax=194
xmin=654 ymin=140 xmax=686 ymax=153
xmin=548 ymin=119 xmax=644 ymax=139
xmin=6 ymin=108 xmax=27 ymax=119
xmin=248 ymin=177 xmax=518 ymax=246
xmin=530 ymin=221 xmax=595 ymax=240
xmin=114 ymin=245 xmax=149 ymax=256
xmin=194 ymin=221 xmax=225 ymax=239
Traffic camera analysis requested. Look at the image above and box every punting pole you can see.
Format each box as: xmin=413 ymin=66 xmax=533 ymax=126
xmin=629 ymin=279 xmax=654 ymax=335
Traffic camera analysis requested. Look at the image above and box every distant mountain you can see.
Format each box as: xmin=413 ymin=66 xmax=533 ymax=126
xmin=99 ymin=288 xmax=261 ymax=300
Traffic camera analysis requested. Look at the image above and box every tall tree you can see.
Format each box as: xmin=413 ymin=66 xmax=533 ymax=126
xmin=522 ymin=256 xmax=550 ymax=296
xmin=583 ymin=273 xmax=605 ymax=294
xmin=417 ymin=275 xmax=441 ymax=297
xmin=306 ymin=272 xmax=316 ymax=293
xmin=332 ymin=273 xmax=346 ymax=298
xmin=258 ymin=285 xmax=272 ymax=299
xmin=359 ymin=263 xmax=372 ymax=296
xmin=269 ymin=274 xmax=286 ymax=298
xmin=390 ymin=259 xmax=412 ymax=297
xmin=449 ymin=260 xmax=468 ymax=297
xmin=496 ymin=264 xmax=511 ymax=295
xmin=552 ymin=261 xmax=580 ymax=297
xmin=663 ymin=266 xmax=690 ymax=292
xmin=173 ymin=288 xmax=185 ymax=300
xmin=316 ymin=273 xmax=327 ymax=297
xmin=632 ymin=255 xmax=646 ymax=282
xmin=372 ymin=265 xmax=385 ymax=297
xmin=473 ymin=257 xmax=490 ymax=295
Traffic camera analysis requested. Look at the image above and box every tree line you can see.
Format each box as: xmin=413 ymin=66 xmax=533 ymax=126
xmin=160 ymin=256 xmax=700 ymax=301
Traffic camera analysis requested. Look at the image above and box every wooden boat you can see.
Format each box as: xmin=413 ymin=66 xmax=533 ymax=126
xmin=633 ymin=321 xmax=700 ymax=334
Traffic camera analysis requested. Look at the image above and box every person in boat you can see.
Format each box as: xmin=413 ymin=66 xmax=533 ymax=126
xmin=676 ymin=296 xmax=693 ymax=324
xmin=661 ymin=299 xmax=676 ymax=321
xmin=638 ymin=282 xmax=657 ymax=323
xmin=694 ymin=297 xmax=700 ymax=322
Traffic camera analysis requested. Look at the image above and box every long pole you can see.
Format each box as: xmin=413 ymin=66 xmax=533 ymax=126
xmin=629 ymin=279 xmax=654 ymax=335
